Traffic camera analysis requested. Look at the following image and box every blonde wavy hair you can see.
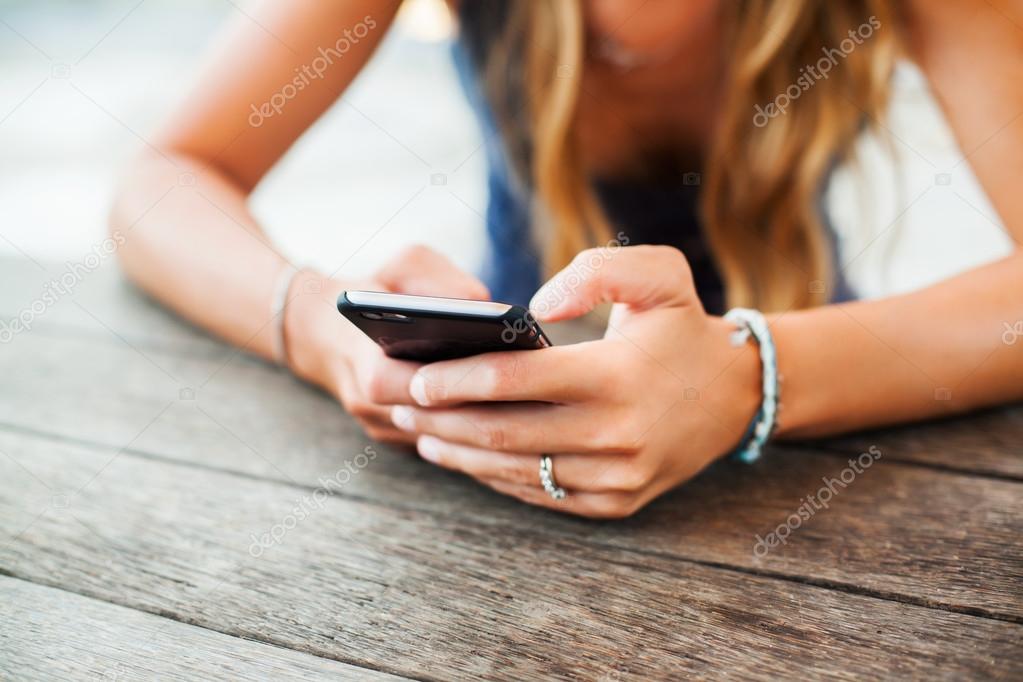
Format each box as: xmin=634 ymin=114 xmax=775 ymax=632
xmin=479 ymin=1 xmax=899 ymax=311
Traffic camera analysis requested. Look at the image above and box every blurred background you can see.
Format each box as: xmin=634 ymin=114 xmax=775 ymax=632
xmin=0 ymin=0 xmax=487 ymax=278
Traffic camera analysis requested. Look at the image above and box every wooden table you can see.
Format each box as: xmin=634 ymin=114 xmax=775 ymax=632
xmin=1 ymin=258 xmax=1020 ymax=680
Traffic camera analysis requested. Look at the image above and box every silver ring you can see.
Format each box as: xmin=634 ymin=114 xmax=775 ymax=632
xmin=539 ymin=455 xmax=566 ymax=500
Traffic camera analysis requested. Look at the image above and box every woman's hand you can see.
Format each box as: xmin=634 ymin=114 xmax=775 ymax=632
xmin=391 ymin=245 xmax=763 ymax=517
xmin=286 ymin=245 xmax=490 ymax=445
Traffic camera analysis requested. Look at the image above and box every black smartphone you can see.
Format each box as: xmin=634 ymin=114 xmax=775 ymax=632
xmin=337 ymin=290 xmax=552 ymax=362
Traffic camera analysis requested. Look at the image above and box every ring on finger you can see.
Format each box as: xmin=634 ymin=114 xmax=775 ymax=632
xmin=539 ymin=454 xmax=566 ymax=500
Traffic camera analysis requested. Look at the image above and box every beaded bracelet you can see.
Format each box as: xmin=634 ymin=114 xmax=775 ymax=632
xmin=723 ymin=308 xmax=779 ymax=463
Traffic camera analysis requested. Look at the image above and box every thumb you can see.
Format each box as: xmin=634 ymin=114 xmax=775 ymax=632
xmin=376 ymin=245 xmax=490 ymax=300
xmin=529 ymin=245 xmax=698 ymax=322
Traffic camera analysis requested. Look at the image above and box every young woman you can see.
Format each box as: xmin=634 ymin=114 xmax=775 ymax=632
xmin=111 ymin=1 xmax=1023 ymax=518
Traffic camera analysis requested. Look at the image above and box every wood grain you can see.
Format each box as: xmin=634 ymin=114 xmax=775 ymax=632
xmin=0 ymin=576 xmax=403 ymax=681
xmin=0 ymin=330 xmax=1020 ymax=620
xmin=0 ymin=258 xmax=230 ymax=360
xmin=2 ymin=431 xmax=1020 ymax=680
xmin=803 ymin=405 xmax=1023 ymax=479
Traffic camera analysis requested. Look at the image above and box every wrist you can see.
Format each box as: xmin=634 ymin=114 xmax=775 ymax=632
xmin=702 ymin=316 xmax=764 ymax=457
xmin=283 ymin=269 xmax=349 ymax=390
xmin=721 ymin=308 xmax=782 ymax=462
xmin=764 ymin=309 xmax=823 ymax=439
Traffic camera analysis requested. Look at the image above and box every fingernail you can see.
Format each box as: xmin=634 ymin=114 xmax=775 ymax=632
xmin=391 ymin=405 xmax=416 ymax=431
xmin=409 ymin=373 xmax=429 ymax=405
xmin=528 ymin=286 xmax=559 ymax=321
xmin=418 ymin=435 xmax=441 ymax=463
xmin=528 ymin=288 xmax=547 ymax=313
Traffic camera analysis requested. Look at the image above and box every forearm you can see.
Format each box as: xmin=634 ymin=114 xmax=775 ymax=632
xmin=110 ymin=152 xmax=348 ymax=373
xmin=772 ymin=252 xmax=1023 ymax=438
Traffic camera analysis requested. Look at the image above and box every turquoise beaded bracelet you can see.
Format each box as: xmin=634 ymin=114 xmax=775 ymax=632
xmin=723 ymin=308 xmax=779 ymax=463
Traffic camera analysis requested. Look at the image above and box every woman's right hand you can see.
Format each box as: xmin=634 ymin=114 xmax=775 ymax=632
xmin=285 ymin=245 xmax=490 ymax=445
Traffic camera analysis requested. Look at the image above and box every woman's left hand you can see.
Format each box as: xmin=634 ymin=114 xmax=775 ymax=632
xmin=391 ymin=245 xmax=763 ymax=518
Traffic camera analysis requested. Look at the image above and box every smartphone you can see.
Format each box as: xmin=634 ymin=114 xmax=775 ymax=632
xmin=337 ymin=290 xmax=552 ymax=362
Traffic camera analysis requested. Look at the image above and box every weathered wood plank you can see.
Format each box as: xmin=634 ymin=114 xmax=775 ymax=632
xmin=2 ymin=257 xmax=1020 ymax=478
xmin=0 ymin=576 xmax=402 ymax=681
xmin=1 ymin=330 xmax=1021 ymax=620
xmin=1 ymin=328 xmax=1021 ymax=620
xmin=804 ymin=405 xmax=1023 ymax=480
xmin=0 ymin=257 xmax=231 ymax=359
xmin=1 ymin=432 xmax=1020 ymax=680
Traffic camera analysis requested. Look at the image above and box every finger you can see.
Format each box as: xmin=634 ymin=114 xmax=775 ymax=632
xmin=529 ymin=245 xmax=698 ymax=322
xmin=356 ymin=354 xmax=422 ymax=406
xmin=376 ymin=244 xmax=490 ymax=300
xmin=409 ymin=343 xmax=606 ymax=406
xmin=416 ymin=436 xmax=644 ymax=493
xmin=484 ymin=480 xmax=640 ymax=519
xmin=392 ymin=403 xmax=631 ymax=454
xmin=353 ymin=411 xmax=419 ymax=445
xmin=385 ymin=402 xmax=418 ymax=432
xmin=365 ymin=423 xmax=418 ymax=445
